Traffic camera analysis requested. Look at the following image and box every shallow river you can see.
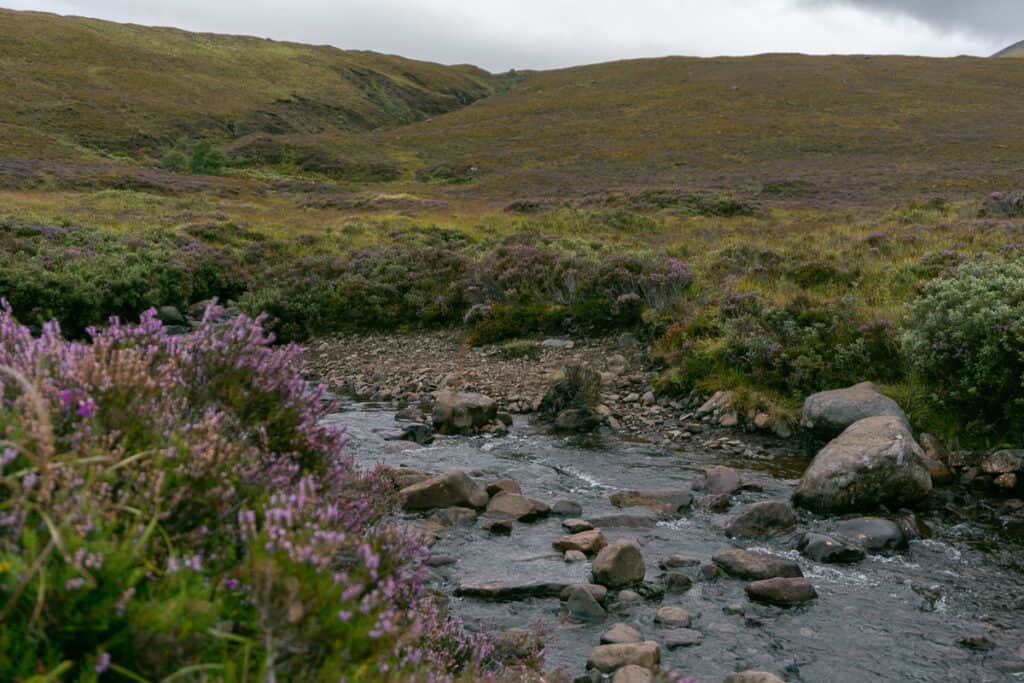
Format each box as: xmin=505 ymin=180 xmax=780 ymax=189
xmin=325 ymin=403 xmax=1024 ymax=683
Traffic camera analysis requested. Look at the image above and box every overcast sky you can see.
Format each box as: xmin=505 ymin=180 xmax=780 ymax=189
xmin=4 ymin=0 xmax=1021 ymax=71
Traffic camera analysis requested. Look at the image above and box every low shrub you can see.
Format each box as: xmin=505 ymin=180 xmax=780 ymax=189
xmin=0 ymin=305 xmax=508 ymax=681
xmin=903 ymin=260 xmax=1024 ymax=430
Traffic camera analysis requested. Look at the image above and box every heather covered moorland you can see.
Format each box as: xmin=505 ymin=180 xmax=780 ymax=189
xmin=2 ymin=6 xmax=1024 ymax=682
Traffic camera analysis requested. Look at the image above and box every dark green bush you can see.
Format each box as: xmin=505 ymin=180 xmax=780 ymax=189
xmin=903 ymin=260 xmax=1024 ymax=430
xmin=188 ymin=141 xmax=227 ymax=175
xmin=469 ymin=303 xmax=566 ymax=345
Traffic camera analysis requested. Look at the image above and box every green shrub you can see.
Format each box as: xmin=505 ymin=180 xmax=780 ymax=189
xmin=189 ymin=141 xmax=227 ymax=175
xmin=903 ymin=260 xmax=1024 ymax=430
xmin=159 ymin=149 xmax=188 ymax=173
xmin=470 ymin=303 xmax=566 ymax=345
xmin=498 ymin=341 xmax=542 ymax=360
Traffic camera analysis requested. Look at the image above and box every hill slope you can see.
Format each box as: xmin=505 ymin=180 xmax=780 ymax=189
xmin=0 ymin=8 xmax=498 ymax=160
xmin=993 ymin=40 xmax=1024 ymax=58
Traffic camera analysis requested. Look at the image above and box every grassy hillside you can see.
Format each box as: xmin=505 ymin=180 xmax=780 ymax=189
xmin=362 ymin=53 xmax=1024 ymax=200
xmin=0 ymin=8 xmax=499 ymax=162
xmin=993 ymin=40 xmax=1024 ymax=58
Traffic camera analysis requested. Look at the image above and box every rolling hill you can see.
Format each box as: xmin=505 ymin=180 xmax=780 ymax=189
xmin=993 ymin=40 xmax=1024 ymax=58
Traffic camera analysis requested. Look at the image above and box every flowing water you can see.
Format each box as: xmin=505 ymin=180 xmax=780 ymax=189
xmin=325 ymin=403 xmax=1024 ymax=683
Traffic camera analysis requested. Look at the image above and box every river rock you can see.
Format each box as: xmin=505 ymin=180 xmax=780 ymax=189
xmin=660 ymin=555 xmax=701 ymax=570
xmin=712 ymin=549 xmax=803 ymax=580
xmin=663 ymin=628 xmax=704 ymax=649
xmin=555 ymin=408 xmax=602 ymax=433
xmin=560 ymin=583 xmax=609 ymax=605
xmin=793 ymin=416 xmax=932 ymax=514
xmin=486 ymin=478 xmax=523 ymax=496
xmin=483 ymin=518 xmax=514 ymax=535
xmin=664 ymin=572 xmax=693 ymax=593
xmin=797 ymin=533 xmax=866 ymax=563
xmin=982 ymin=450 xmax=1024 ymax=475
xmin=553 ymin=499 xmax=584 ymax=517
xmin=455 ymin=579 xmax=571 ymax=600
xmin=745 ymin=577 xmax=818 ymax=607
xmin=654 ymin=606 xmax=691 ymax=628
xmin=401 ymin=469 xmax=489 ymax=511
xmin=395 ymin=405 xmax=425 ymax=422
xmin=563 ymin=518 xmax=594 ymax=533
xmin=565 ymin=550 xmax=587 ymax=563
xmin=432 ymin=391 xmax=497 ymax=435
xmin=586 ymin=641 xmax=661 ymax=673
xmin=919 ymin=433 xmax=954 ymax=485
xmin=696 ymin=466 xmax=743 ymax=496
xmin=800 ymin=382 xmax=909 ymax=440
xmin=588 ymin=513 xmax=659 ymax=529
xmin=609 ymin=490 xmax=693 ymax=515
xmin=429 ymin=506 xmax=478 ymax=527
xmin=554 ymin=530 xmax=608 ymax=555
xmin=493 ymin=627 xmax=544 ymax=663
xmin=593 ymin=539 xmax=646 ymax=588
xmin=612 ymin=665 xmax=652 ymax=683
xmin=725 ymin=501 xmax=798 ymax=538
xmin=486 ymin=492 xmax=550 ymax=522
xmin=602 ymin=623 xmax=643 ymax=644
xmin=389 ymin=467 xmax=431 ymax=489
xmin=565 ymin=584 xmax=608 ymax=622
xmin=392 ymin=422 xmax=434 ymax=445
xmin=834 ymin=517 xmax=907 ymax=552
xmin=724 ymin=673 xmax=787 ymax=683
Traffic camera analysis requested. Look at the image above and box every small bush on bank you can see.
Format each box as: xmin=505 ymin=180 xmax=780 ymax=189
xmin=0 ymin=305 xmax=508 ymax=681
xmin=903 ymin=259 xmax=1024 ymax=431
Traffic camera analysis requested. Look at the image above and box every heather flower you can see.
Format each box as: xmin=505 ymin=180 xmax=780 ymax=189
xmin=95 ymin=652 xmax=111 ymax=674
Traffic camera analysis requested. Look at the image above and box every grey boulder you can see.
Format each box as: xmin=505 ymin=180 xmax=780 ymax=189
xmin=801 ymin=382 xmax=909 ymax=440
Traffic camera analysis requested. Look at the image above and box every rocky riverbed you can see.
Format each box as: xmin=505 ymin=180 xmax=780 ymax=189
xmin=308 ymin=333 xmax=1024 ymax=682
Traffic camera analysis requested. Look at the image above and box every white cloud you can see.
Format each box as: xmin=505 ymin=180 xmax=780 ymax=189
xmin=2 ymin=0 xmax=1002 ymax=71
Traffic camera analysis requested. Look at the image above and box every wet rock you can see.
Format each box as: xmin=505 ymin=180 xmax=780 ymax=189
xmin=895 ymin=511 xmax=932 ymax=541
xmin=800 ymin=382 xmax=909 ymax=440
xmin=654 ymin=606 xmax=691 ymax=628
xmin=959 ymin=634 xmax=996 ymax=651
xmin=405 ymin=519 xmax=444 ymax=545
xmin=724 ymin=673 xmax=786 ymax=683
xmin=455 ymin=579 xmax=572 ymax=600
xmin=609 ymin=490 xmax=693 ymax=515
xmin=565 ymin=550 xmax=588 ymax=563
xmin=834 ymin=517 xmax=907 ymax=552
xmin=389 ymin=467 xmax=431 ymax=490
xmin=797 ymin=533 xmax=866 ymax=564
xmin=617 ymin=589 xmax=643 ymax=605
xmin=712 ymin=549 xmax=803 ymax=580
xmin=696 ymin=466 xmax=743 ymax=496
xmin=554 ymin=530 xmax=608 ymax=555
xmin=553 ymin=499 xmax=584 ymax=517
xmin=401 ymin=469 xmax=489 ymax=511
xmin=563 ymin=518 xmax=595 ymax=533
xmin=432 ymin=391 xmax=498 ymax=435
xmin=575 ymin=673 xmax=603 ymax=683
xmin=395 ymin=405 xmax=425 ymax=422
xmin=588 ymin=513 xmax=659 ymax=529
xmin=725 ymin=501 xmax=798 ymax=538
xmin=496 ymin=411 xmax=514 ymax=426
xmin=486 ymin=492 xmax=550 ymax=522
xmin=593 ymin=539 xmax=647 ymax=588
xmin=565 ymin=584 xmax=608 ymax=622
xmin=919 ymin=433 xmax=954 ymax=485
xmin=486 ymin=478 xmax=522 ymax=496
xmin=793 ymin=416 xmax=932 ymax=514
xmin=586 ymin=641 xmax=661 ymax=674
xmin=723 ymin=603 xmax=746 ymax=616
xmin=659 ymin=555 xmax=701 ymax=570
xmin=612 ymin=665 xmax=652 ymax=683
xmin=982 ymin=450 xmax=1024 ymax=475
xmin=602 ymin=623 xmax=643 ymax=645
xmin=700 ymin=563 xmax=721 ymax=581
xmin=745 ymin=577 xmax=818 ymax=607
xmin=483 ymin=518 xmax=514 ymax=535
xmin=391 ymin=422 xmax=434 ymax=445
xmin=428 ymin=506 xmax=478 ymax=528
xmin=705 ymin=493 xmax=733 ymax=512
xmin=560 ymin=583 xmax=609 ymax=605
xmin=493 ymin=627 xmax=544 ymax=663
xmin=996 ymin=473 xmax=1020 ymax=489
xmin=555 ymin=408 xmax=602 ymax=433
xmin=664 ymin=572 xmax=694 ymax=593
xmin=663 ymin=628 xmax=704 ymax=649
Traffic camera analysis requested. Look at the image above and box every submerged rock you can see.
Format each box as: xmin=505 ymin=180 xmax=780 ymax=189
xmin=602 ymin=623 xmax=643 ymax=645
xmin=586 ymin=641 xmax=661 ymax=673
xmin=455 ymin=580 xmax=571 ymax=600
xmin=800 ymin=382 xmax=909 ymax=440
xmin=797 ymin=533 xmax=866 ymax=564
xmin=834 ymin=517 xmax=907 ymax=552
xmin=663 ymin=628 xmax=703 ymax=649
xmin=610 ymin=490 xmax=693 ymax=515
xmin=793 ymin=416 xmax=932 ymax=514
xmin=654 ymin=606 xmax=691 ymax=628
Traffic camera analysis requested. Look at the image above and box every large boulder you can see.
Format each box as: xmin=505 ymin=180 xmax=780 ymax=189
xmin=401 ymin=470 xmax=489 ymax=511
xmin=724 ymin=501 xmax=798 ymax=538
xmin=800 ymin=382 xmax=909 ymax=441
xmin=432 ymin=391 xmax=497 ymax=435
xmin=793 ymin=416 xmax=932 ymax=514
xmin=982 ymin=450 xmax=1024 ymax=475
xmin=593 ymin=539 xmax=646 ymax=588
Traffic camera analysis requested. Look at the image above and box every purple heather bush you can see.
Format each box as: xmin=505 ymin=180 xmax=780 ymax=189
xmin=0 ymin=303 xmax=505 ymax=681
